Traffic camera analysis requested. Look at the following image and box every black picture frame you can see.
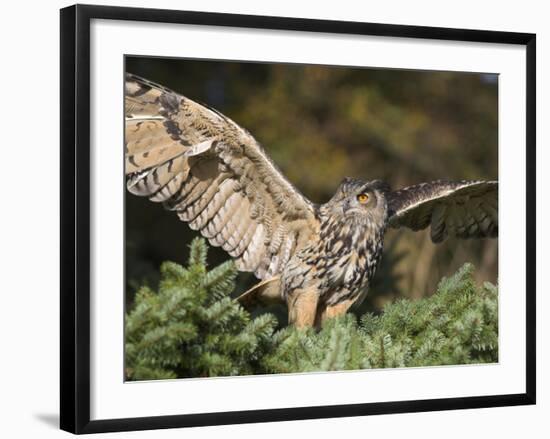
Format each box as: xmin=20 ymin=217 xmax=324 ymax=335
xmin=60 ymin=4 xmax=536 ymax=434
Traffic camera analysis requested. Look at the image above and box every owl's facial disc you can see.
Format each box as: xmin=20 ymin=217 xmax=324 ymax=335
xmin=343 ymin=189 xmax=377 ymax=215
xmin=321 ymin=178 xmax=388 ymax=226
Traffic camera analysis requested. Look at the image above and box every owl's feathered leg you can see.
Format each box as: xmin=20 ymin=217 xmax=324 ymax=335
xmin=315 ymin=299 xmax=355 ymax=327
xmin=287 ymin=288 xmax=319 ymax=329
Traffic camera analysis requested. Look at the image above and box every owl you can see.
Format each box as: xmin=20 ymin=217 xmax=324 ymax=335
xmin=125 ymin=73 xmax=498 ymax=328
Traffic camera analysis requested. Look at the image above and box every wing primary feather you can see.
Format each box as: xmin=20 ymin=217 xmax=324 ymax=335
xmin=388 ymin=180 xmax=498 ymax=242
xmin=125 ymin=73 xmax=319 ymax=280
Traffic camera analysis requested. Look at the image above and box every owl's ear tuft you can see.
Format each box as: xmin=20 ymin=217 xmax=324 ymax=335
xmin=341 ymin=177 xmax=353 ymax=185
xmin=367 ymin=180 xmax=391 ymax=195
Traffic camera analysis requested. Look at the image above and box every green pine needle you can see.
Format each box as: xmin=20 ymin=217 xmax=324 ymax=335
xmin=125 ymin=238 xmax=498 ymax=380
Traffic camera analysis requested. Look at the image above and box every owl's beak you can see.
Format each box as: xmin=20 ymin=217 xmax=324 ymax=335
xmin=342 ymin=199 xmax=352 ymax=214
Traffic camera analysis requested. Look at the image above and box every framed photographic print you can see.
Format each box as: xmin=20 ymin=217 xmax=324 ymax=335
xmin=60 ymin=4 xmax=536 ymax=434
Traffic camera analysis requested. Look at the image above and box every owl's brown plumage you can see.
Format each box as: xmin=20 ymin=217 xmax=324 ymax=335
xmin=125 ymin=73 xmax=318 ymax=281
xmin=125 ymin=74 xmax=498 ymax=328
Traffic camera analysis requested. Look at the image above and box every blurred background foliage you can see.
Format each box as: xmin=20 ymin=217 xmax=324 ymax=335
xmin=125 ymin=57 xmax=498 ymax=322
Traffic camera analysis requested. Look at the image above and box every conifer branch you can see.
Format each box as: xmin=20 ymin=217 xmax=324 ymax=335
xmin=126 ymin=240 xmax=498 ymax=380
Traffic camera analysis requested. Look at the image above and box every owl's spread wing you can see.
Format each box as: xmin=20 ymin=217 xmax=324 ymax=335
xmin=387 ymin=180 xmax=498 ymax=243
xmin=125 ymin=73 xmax=319 ymax=279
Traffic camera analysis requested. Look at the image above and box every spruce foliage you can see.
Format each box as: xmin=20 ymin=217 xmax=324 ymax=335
xmin=125 ymin=239 xmax=498 ymax=380
xmin=125 ymin=237 xmax=278 ymax=379
xmin=265 ymin=263 xmax=498 ymax=373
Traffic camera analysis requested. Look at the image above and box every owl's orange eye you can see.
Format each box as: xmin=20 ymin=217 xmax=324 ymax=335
xmin=357 ymin=193 xmax=369 ymax=203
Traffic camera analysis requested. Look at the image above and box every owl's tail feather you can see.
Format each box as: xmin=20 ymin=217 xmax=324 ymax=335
xmin=236 ymin=276 xmax=283 ymax=309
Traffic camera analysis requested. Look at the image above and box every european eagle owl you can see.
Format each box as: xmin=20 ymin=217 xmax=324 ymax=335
xmin=125 ymin=74 xmax=498 ymax=328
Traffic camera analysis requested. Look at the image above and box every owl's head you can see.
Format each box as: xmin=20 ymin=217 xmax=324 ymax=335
xmin=324 ymin=177 xmax=390 ymax=226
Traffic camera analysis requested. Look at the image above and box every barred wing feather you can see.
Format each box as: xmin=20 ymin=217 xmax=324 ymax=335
xmin=125 ymin=73 xmax=319 ymax=280
xmin=387 ymin=180 xmax=498 ymax=243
